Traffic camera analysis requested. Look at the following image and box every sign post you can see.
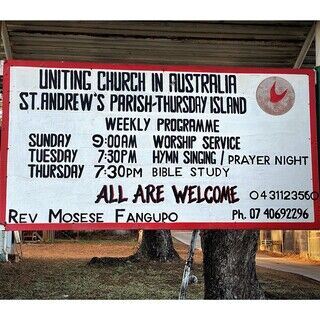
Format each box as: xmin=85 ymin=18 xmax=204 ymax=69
xmin=0 ymin=60 xmax=319 ymax=231
xmin=179 ymin=229 xmax=199 ymax=299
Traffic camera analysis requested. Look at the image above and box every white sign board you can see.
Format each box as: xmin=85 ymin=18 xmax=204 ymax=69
xmin=0 ymin=60 xmax=319 ymax=230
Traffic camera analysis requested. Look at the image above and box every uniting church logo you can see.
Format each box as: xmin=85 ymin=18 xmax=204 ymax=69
xmin=256 ymin=76 xmax=295 ymax=116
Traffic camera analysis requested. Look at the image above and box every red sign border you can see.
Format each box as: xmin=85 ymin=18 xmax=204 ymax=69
xmin=0 ymin=59 xmax=319 ymax=230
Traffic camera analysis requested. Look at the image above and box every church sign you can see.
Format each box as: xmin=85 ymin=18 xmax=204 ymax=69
xmin=0 ymin=60 xmax=319 ymax=230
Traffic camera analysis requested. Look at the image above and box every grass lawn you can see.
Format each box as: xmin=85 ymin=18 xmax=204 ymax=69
xmin=0 ymin=240 xmax=320 ymax=299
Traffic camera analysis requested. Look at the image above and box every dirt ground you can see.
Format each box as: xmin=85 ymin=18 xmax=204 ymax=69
xmin=1 ymin=239 xmax=320 ymax=299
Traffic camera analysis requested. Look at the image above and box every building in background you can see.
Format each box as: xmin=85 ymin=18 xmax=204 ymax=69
xmin=259 ymin=230 xmax=320 ymax=260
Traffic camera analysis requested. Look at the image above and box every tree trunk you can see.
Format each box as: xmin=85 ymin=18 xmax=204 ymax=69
xmin=201 ymin=230 xmax=265 ymax=299
xmin=134 ymin=230 xmax=180 ymax=262
xmin=89 ymin=230 xmax=180 ymax=265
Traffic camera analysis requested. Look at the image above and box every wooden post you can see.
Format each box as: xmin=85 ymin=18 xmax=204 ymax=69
xmin=1 ymin=21 xmax=13 ymax=59
xmin=294 ymin=23 xmax=316 ymax=68
xmin=316 ymin=21 xmax=320 ymax=67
